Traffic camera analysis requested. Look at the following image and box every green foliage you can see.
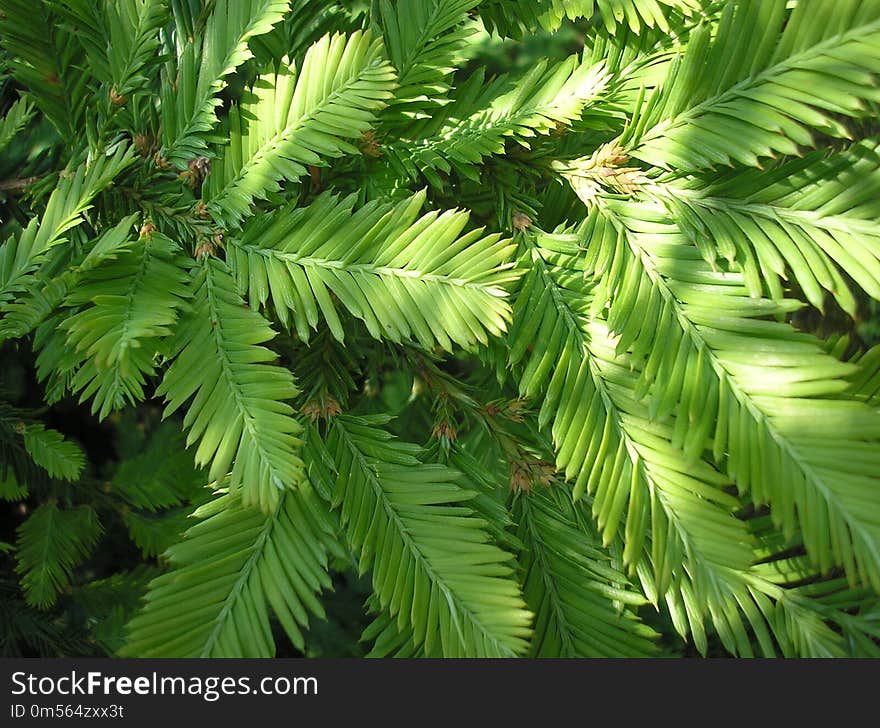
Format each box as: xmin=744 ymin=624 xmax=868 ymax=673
xmin=1 ymin=0 xmax=879 ymax=659
xmin=121 ymin=484 xmax=339 ymax=656
xmin=479 ymin=0 xmax=701 ymax=37
xmin=515 ymin=486 xmax=659 ymax=657
xmin=111 ymin=421 xmax=203 ymax=510
xmin=204 ymin=30 xmax=397 ymax=228
xmin=229 ymin=190 xmax=515 ymax=347
xmin=15 ymin=504 xmax=102 ymax=608
xmin=318 ymin=414 xmax=532 ymax=657
xmin=383 ymin=51 xmax=609 ymax=186
xmin=160 ymin=0 xmax=292 ymax=165
xmin=375 ymin=0 xmax=479 ymax=121
xmin=624 ymin=0 xmax=880 ymax=171
xmin=63 ymin=231 xmax=192 ymax=419
xmin=21 ymin=424 xmax=85 ymax=481
xmin=0 ymin=145 xmax=136 ymax=306
xmin=157 ymin=257 xmax=303 ymax=512
xmin=0 ymin=0 xmax=91 ymax=138
xmin=0 ymin=99 xmax=34 ymax=154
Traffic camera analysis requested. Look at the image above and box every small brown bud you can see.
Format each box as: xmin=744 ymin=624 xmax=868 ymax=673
xmin=189 ymin=156 xmax=211 ymax=177
xmin=134 ymin=133 xmax=154 ymax=158
xmin=194 ymin=244 xmax=212 ymax=259
xmin=153 ymin=152 xmax=171 ymax=170
xmin=504 ymin=399 xmax=526 ymax=422
xmin=509 ymin=457 xmax=555 ymax=494
xmin=301 ymin=397 xmax=341 ymax=422
xmin=139 ymin=221 xmax=156 ymax=238
xmin=109 ymin=87 xmax=127 ymax=106
xmin=192 ymin=201 xmax=210 ymax=219
xmin=431 ymin=421 xmax=458 ymax=445
xmin=359 ymin=130 xmax=383 ymax=158
xmin=180 ymin=157 xmax=211 ymax=189
xmin=512 ymin=211 xmax=532 ymax=232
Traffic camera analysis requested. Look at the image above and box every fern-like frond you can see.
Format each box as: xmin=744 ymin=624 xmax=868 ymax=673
xmin=0 ymin=98 xmax=34 ymax=154
xmin=203 ymin=30 xmax=397 ymax=228
xmin=319 ymin=414 xmax=533 ymax=657
xmin=114 ymin=423 xmax=206 ymax=556
xmin=377 ymin=0 xmax=478 ymax=121
xmin=0 ymin=145 xmax=137 ymax=305
xmin=0 ymin=472 xmax=28 ymax=502
xmin=121 ymin=485 xmax=338 ymax=656
xmin=0 ymin=216 xmax=138 ymax=369
xmin=478 ymin=0 xmax=700 ymax=37
xmin=123 ymin=508 xmax=193 ymax=558
xmin=248 ymin=0 xmax=349 ymax=66
xmin=15 ymin=504 xmax=101 ymax=608
xmin=747 ymin=514 xmax=880 ymax=657
xmin=229 ymin=190 xmax=516 ymax=349
xmin=156 ymin=257 xmax=303 ymax=512
xmin=21 ymin=424 xmax=85 ymax=481
xmin=32 ymin=314 xmax=85 ymax=404
xmin=0 ymin=0 xmax=91 ymax=138
xmin=360 ymin=602 xmax=429 ymax=657
xmin=580 ymin=199 xmax=880 ymax=592
xmin=652 ymin=140 xmax=880 ymax=313
xmin=515 ymin=486 xmax=659 ymax=657
xmin=0 ymin=404 xmax=55 ymax=490
xmin=847 ymin=344 xmax=880 ymax=406
xmin=160 ymin=0 xmax=290 ymax=165
xmin=385 ymin=54 xmax=609 ymax=185
xmin=1 ymin=274 xmax=75 ymax=346
xmin=507 ymin=229 xmax=840 ymax=656
xmin=112 ymin=423 xmax=204 ymax=511
xmin=106 ymin=0 xmax=168 ymax=98
xmin=49 ymin=1 xmax=111 ymax=87
xmin=61 ymin=231 xmax=191 ymax=419
xmin=624 ymin=0 xmax=880 ymax=171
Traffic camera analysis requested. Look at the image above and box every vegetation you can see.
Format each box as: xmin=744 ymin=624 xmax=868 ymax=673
xmin=1 ymin=0 xmax=879 ymax=658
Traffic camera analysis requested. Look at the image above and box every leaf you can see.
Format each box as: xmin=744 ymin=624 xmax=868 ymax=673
xmin=156 ymin=257 xmax=303 ymax=512
xmin=203 ymin=30 xmax=397 ymax=228
xmin=654 ymin=140 xmax=880 ymax=313
xmin=582 ymin=199 xmax=880 ymax=593
xmin=0 ymin=145 xmax=137 ymax=306
xmin=22 ymin=424 xmax=85 ymax=481
xmin=15 ymin=504 xmax=102 ymax=608
xmin=111 ymin=421 xmax=205 ymax=511
xmin=121 ymin=485 xmax=337 ymax=656
xmin=385 ymin=53 xmax=610 ymax=185
xmin=509 ymin=229 xmax=787 ymax=656
xmin=229 ymin=190 xmax=516 ymax=349
xmin=0 ymin=472 xmax=28 ymax=502
xmin=479 ymin=0 xmax=701 ymax=37
xmin=160 ymin=0 xmax=291 ymax=164
xmin=322 ymin=415 xmax=533 ymax=658
xmin=377 ymin=0 xmax=479 ymax=121
xmin=62 ymin=231 xmax=192 ymax=419
xmin=105 ymin=0 xmax=169 ymax=97
xmin=627 ymin=0 xmax=880 ymax=170
xmin=515 ymin=486 xmax=659 ymax=657
xmin=0 ymin=98 xmax=34 ymax=154
xmin=0 ymin=0 xmax=91 ymax=137
xmin=123 ymin=508 xmax=196 ymax=558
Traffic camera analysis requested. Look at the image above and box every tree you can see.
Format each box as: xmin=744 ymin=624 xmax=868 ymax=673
xmin=1 ymin=0 xmax=879 ymax=658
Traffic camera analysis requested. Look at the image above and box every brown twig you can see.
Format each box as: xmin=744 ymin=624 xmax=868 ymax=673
xmin=0 ymin=175 xmax=42 ymax=194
